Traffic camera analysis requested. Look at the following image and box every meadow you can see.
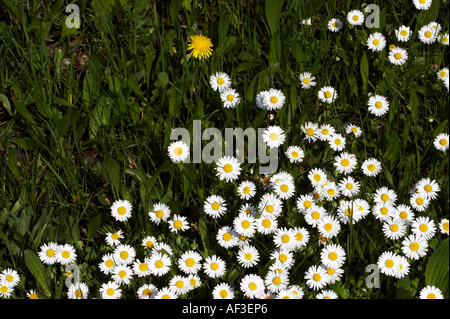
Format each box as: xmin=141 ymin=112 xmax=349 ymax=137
xmin=0 ymin=0 xmax=448 ymax=299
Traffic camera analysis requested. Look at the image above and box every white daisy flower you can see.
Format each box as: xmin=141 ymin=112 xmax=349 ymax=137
xmin=110 ymin=199 xmax=132 ymax=222
xmin=394 ymin=255 xmax=410 ymax=279
xmin=99 ymin=281 xmax=122 ymax=299
xmin=204 ymin=195 xmax=227 ymax=219
xmin=152 ymin=242 xmax=174 ymax=256
xmin=433 ymin=133 xmax=449 ymax=151
xmin=178 ymin=250 xmax=203 ymax=275
xmin=113 ymin=244 xmax=136 ymax=266
xmin=317 ymin=289 xmax=339 ymax=299
xmin=302 ymin=18 xmax=312 ymax=26
xmin=220 ymin=88 xmax=240 ymax=108
xmin=377 ymin=251 xmax=401 ymax=277
xmin=296 ymin=194 xmax=316 ymax=213
xmin=255 ymin=90 xmax=269 ymax=109
xmin=419 ymin=285 xmax=444 ymax=299
xmin=437 ymin=68 xmax=449 ymax=81
xmin=382 ymin=218 xmax=407 ymax=240
xmin=141 ymin=236 xmax=157 ymax=250
xmin=308 ymin=167 xmax=328 ymax=187
xmin=105 ymin=230 xmax=123 ymax=246
xmin=299 ymin=72 xmax=316 ymax=89
xmin=216 ymin=226 xmax=239 ymax=249
xmin=338 ymin=176 xmax=360 ymax=197
xmin=372 ymin=202 xmax=396 ymax=222
xmin=304 ymin=265 xmax=329 ymax=290
xmin=38 ymin=242 xmax=58 ymax=265
xmin=389 ymin=47 xmax=408 ymax=65
xmin=285 ymin=145 xmax=304 ymax=163
xmin=361 ymin=158 xmax=382 ymax=176
xmin=410 ymin=193 xmax=430 ymax=212
xmin=239 ymin=203 xmax=257 ymax=216
xmin=240 ymin=274 xmax=265 ymax=299
xmin=367 ymin=32 xmax=386 ymax=52
xmin=55 ymin=244 xmax=77 ymax=265
xmin=273 ymin=178 xmax=295 ymax=200
xmin=212 ymin=283 xmax=235 ymax=299
xmin=148 ymin=251 xmax=172 ymax=277
xmin=439 ymin=33 xmax=449 ymax=45
xmin=323 ymin=265 xmax=344 ymax=284
xmin=209 ymin=72 xmax=231 ymax=92
xmin=318 ymin=86 xmax=338 ymax=104
xmin=270 ymin=249 xmax=295 ymax=269
xmin=187 ymin=275 xmax=202 ymax=292
xmin=148 ymin=202 xmax=171 ymax=225
xmin=265 ymin=270 xmax=289 ymax=293
xmin=317 ymin=124 xmax=336 ymax=141
xmin=203 ymin=255 xmax=226 ymax=278
xmin=262 ymin=125 xmax=286 ymax=148
xmin=317 ymin=215 xmax=341 ymax=239
xmin=259 ymin=193 xmax=283 ymax=218
xmin=137 ymin=284 xmax=158 ymax=299
xmin=354 ymin=198 xmax=371 ymax=218
xmin=418 ymin=24 xmax=437 ymax=44
xmin=0 ymin=269 xmax=19 ymax=287
xmin=261 ymin=88 xmax=286 ymax=111
xmin=413 ymin=0 xmax=432 ymax=10
xmin=288 ymin=285 xmax=305 ymax=299
xmin=346 ymin=123 xmax=362 ymax=137
xmin=154 ymin=287 xmax=178 ymax=299
xmin=273 ymin=227 xmax=296 ymax=251
xmin=373 ymin=186 xmax=397 ymax=205
xmin=328 ymin=134 xmax=346 ymax=152
xmin=415 ymin=178 xmax=440 ymax=200
xmin=304 ymin=205 xmax=328 ymax=227
xmin=401 ymin=234 xmax=428 ymax=260
xmin=395 ymin=25 xmax=412 ymax=42
xmin=394 ymin=204 xmax=415 ymax=225
xmin=411 ymin=216 xmax=436 ymax=240
xmin=368 ymin=95 xmax=390 ymax=116
xmin=237 ymin=180 xmax=257 ymax=200
xmin=132 ymin=258 xmax=151 ymax=277
xmin=276 ymin=289 xmax=296 ymax=299
xmin=168 ymin=214 xmax=189 ymax=233
xmin=98 ymin=253 xmax=116 ymax=275
xmin=439 ymin=218 xmax=449 ymax=235
xmin=169 ymin=275 xmax=190 ymax=295
xmin=322 ymin=181 xmax=340 ymax=201
xmin=301 ymin=121 xmax=320 ymax=142
xmin=328 ymin=18 xmax=343 ymax=32
xmin=337 ymin=200 xmax=364 ymax=224
xmin=334 ymin=152 xmax=357 ymax=175
xmin=233 ymin=213 xmax=257 ymax=238
xmin=237 ymin=245 xmax=260 ymax=268
xmin=112 ymin=264 xmax=134 ymax=285
xmin=347 ymin=10 xmax=364 ymax=26
xmin=291 ymin=226 xmax=310 ymax=249
xmin=167 ymin=140 xmax=190 ymax=163
xmin=215 ymin=155 xmax=241 ymax=182
xmin=320 ymin=244 xmax=346 ymax=269
xmin=256 ymin=215 xmax=278 ymax=235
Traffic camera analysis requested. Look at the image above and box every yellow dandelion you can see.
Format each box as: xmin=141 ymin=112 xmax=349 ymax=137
xmin=187 ymin=35 xmax=213 ymax=60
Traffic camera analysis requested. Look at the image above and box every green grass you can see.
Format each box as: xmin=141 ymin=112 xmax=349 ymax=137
xmin=0 ymin=0 xmax=448 ymax=299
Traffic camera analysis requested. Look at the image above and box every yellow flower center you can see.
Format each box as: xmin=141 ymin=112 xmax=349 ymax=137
xmin=345 ymin=208 xmax=353 ymax=216
xmin=443 ymin=222 xmax=449 ymax=231
xmin=155 ymin=260 xmax=164 ymax=268
xmin=243 ymin=186 xmax=251 ymax=194
xmin=380 ymin=207 xmax=389 ymax=215
xmin=111 ymin=233 xmax=119 ymax=240
xmin=62 ymin=251 xmax=70 ymax=259
xmin=272 ymin=277 xmax=282 ymax=285
xmin=399 ymin=211 xmax=407 ymax=219
xmin=120 ymin=251 xmax=129 ymax=260
xmin=270 ymin=96 xmax=278 ymax=104
xmin=394 ymin=53 xmax=402 ymax=60
xmin=185 ymin=258 xmax=195 ymax=267
xmin=311 ymin=211 xmax=320 ymax=219
xmin=424 ymin=185 xmax=433 ymax=192
xmin=139 ymin=263 xmax=148 ymax=271
xmin=341 ymin=159 xmax=350 ymax=167
xmin=29 ymin=293 xmax=38 ymax=299
xmin=281 ymin=234 xmax=290 ymax=243
xmin=248 ymin=282 xmax=257 ymax=290
xmin=262 ymin=219 xmax=271 ymax=228
xmin=176 ymin=280 xmax=184 ymax=288
xmin=353 ymin=15 xmax=359 ymax=21
xmin=279 ymin=254 xmax=288 ymax=262
xmin=222 ymin=232 xmax=232 ymax=241
xmin=313 ymin=274 xmax=321 ymax=282
xmin=322 ymin=128 xmax=329 ymax=135
xmin=220 ymin=290 xmax=228 ymax=298
xmin=400 ymin=30 xmax=408 ymax=36
xmin=303 ymin=78 xmax=310 ymax=84
xmin=351 ymin=127 xmax=358 ymax=133
xmin=226 ymin=94 xmax=234 ymax=101
xmin=332 ymin=22 xmax=338 ymax=28
xmin=217 ymin=78 xmax=224 ymax=85
xmin=280 ymin=184 xmax=289 ymax=192
xmin=304 ymin=200 xmax=312 ymax=208
xmin=241 ymin=220 xmax=251 ymax=229
xmin=375 ymin=101 xmax=383 ymax=109
xmin=385 ymin=259 xmax=394 ymax=268
xmin=427 ymin=293 xmax=436 ymax=299
xmin=381 ymin=194 xmax=389 ymax=202
xmin=390 ymin=224 xmax=399 ymax=232
xmin=118 ymin=270 xmax=127 ymax=278
xmin=306 ymin=128 xmax=315 ymax=136
xmin=46 ymin=249 xmax=55 ymax=257
xmin=324 ymin=223 xmax=333 ymax=231
xmin=117 ymin=206 xmax=126 ymax=215
xmin=295 ymin=232 xmax=303 ymax=241
xmin=373 ymin=39 xmax=380 ymax=45
xmin=440 ymin=139 xmax=448 ymax=146
xmin=106 ymin=288 xmax=115 ymax=296
xmin=367 ymin=164 xmax=376 ymax=171
xmin=419 ymin=224 xmax=428 ymax=232
xmin=334 ymin=138 xmax=342 ymax=145
xmin=346 ymin=183 xmax=353 ymax=189
xmin=410 ymin=242 xmax=419 ymax=251
xmin=327 ymin=189 xmax=335 ymax=195
xmin=142 ymin=288 xmax=151 ymax=296
xmin=211 ymin=202 xmax=220 ymax=210
xmin=425 ymin=31 xmax=432 ymax=38
xmin=269 ymin=132 xmax=278 ymax=141
xmin=291 ymin=151 xmax=299 ymax=158
xmin=105 ymin=259 xmax=114 ymax=268
xmin=324 ymin=91 xmax=332 ymax=99
xmin=266 ymin=205 xmax=275 ymax=213
xmin=146 ymin=241 xmax=154 ymax=249
xmin=313 ymin=174 xmax=321 ymax=181
xmin=210 ymin=262 xmax=219 ymax=270
xmin=174 ymin=220 xmax=183 ymax=229
xmin=244 ymin=253 xmax=253 ymax=260
xmin=155 ymin=210 xmax=164 ymax=218
xmin=329 ymin=252 xmax=338 ymax=261
xmin=174 ymin=147 xmax=183 ymax=155
xmin=416 ymin=197 xmax=424 ymax=205
xmin=223 ymin=164 xmax=233 ymax=173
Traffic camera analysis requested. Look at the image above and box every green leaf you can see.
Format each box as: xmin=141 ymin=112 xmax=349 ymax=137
xmin=102 ymin=158 xmax=121 ymax=192
xmin=198 ymin=216 xmax=212 ymax=258
xmin=425 ymin=239 xmax=449 ymax=298
xmin=87 ymin=214 xmax=102 ymax=239
xmin=360 ymin=52 xmax=369 ymax=94
xmin=24 ymin=250 xmax=51 ymax=298
xmin=0 ymin=93 xmax=12 ymax=115
xmin=265 ymin=0 xmax=284 ymax=36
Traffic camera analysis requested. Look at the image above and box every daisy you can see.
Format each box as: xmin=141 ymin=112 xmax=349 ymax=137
xmin=308 ymin=167 xmax=327 ymax=187
xmin=377 ymin=251 xmax=401 ymax=277
xmin=169 ymin=275 xmax=190 ymax=295
xmin=439 ymin=33 xmax=449 ymax=45
xmin=338 ymin=176 xmax=360 ymax=197
xmin=132 ymin=258 xmax=151 ymax=277
xmin=233 ymin=213 xmax=257 ymax=238
xmin=276 ymin=289 xmax=296 ymax=299
xmin=419 ymin=285 xmax=444 ymax=299
xmin=273 ymin=178 xmax=295 ymax=200
xmin=323 ymin=265 xmax=344 ymax=284
xmin=402 ymin=234 xmax=428 ymax=260
xmin=367 ymin=32 xmax=386 ymax=52
xmin=270 ymin=249 xmax=295 ymax=269
xmin=302 ymin=18 xmax=312 ymax=26
xmin=437 ymin=68 xmax=449 ymax=81
xmin=112 ymin=264 xmax=134 ymax=285
xmin=38 ymin=242 xmax=58 ymax=265
xmin=346 ymin=123 xmax=363 ymax=137
xmin=110 ymin=199 xmax=132 ymax=222
xmin=216 ymin=226 xmax=239 ymax=248
xmin=256 ymin=215 xmax=278 ymax=235
xmin=317 ymin=124 xmax=336 ymax=142
xmin=0 ymin=280 xmax=13 ymax=298
xmin=368 ymin=95 xmax=390 ymax=116
xmin=113 ymin=244 xmax=136 ymax=266
xmin=141 ymin=236 xmax=157 ymax=250
xmin=394 ymin=204 xmax=415 ymax=225
xmin=395 ymin=25 xmax=412 ymax=42
xmin=372 ymin=202 xmax=396 ymax=222
xmin=288 ymin=285 xmax=304 ymax=299
xmin=320 ymin=244 xmax=346 ymax=269
xmin=167 ymin=140 xmax=190 ymax=163
xmin=418 ymin=24 xmax=437 ymax=44
xmin=416 ymin=178 xmax=440 ymax=200
xmin=152 ymin=242 xmax=174 ymax=256
xmin=373 ymin=186 xmax=397 ymax=205
xmin=296 ymin=194 xmax=315 ymax=213
xmin=216 ymin=155 xmax=241 ymax=182
xmin=322 ymin=182 xmax=340 ymax=201
xmin=99 ymin=281 xmax=122 ymax=299
xmin=301 ymin=121 xmax=319 ymax=142
xmin=168 ymin=214 xmax=189 ymax=233
xmin=236 ymin=234 xmax=253 ymax=247
xmin=255 ymin=90 xmax=269 ymax=109
xmin=305 ymin=265 xmax=329 ymax=291
xmin=240 ymin=274 xmax=266 ymax=299
xmin=262 ymin=88 xmax=286 ymax=111
xmin=410 ymin=193 xmax=430 ymax=212
xmin=347 ymin=10 xmax=364 ymax=26
xmin=148 ymin=202 xmax=171 ymax=225
xmin=204 ymin=195 xmax=227 ymax=219
xmin=271 ymin=170 xmax=294 ymax=184
xmin=154 ymin=287 xmax=178 ymax=299
xmin=262 ymin=125 xmax=286 ymax=148
xmin=291 ymin=226 xmax=310 ymax=249
xmin=67 ymin=282 xmax=89 ymax=299
xmin=337 ymin=200 xmax=364 ymax=224
xmin=413 ymin=0 xmax=432 ymax=10
xmin=328 ymin=18 xmax=343 ymax=32
xmin=187 ymin=34 xmax=213 ymax=60
xmin=186 ymin=274 xmax=202 ymax=291
xmin=389 ymin=47 xmax=408 ymax=65
xmin=203 ymin=255 xmax=226 ymax=278
xmin=334 ymin=152 xmax=357 ymax=175
xmin=411 ymin=216 xmax=436 ymax=240
xmin=259 ymin=193 xmax=283 ymax=218
xmin=394 ymin=255 xmax=411 ymax=279
xmin=237 ymin=245 xmax=260 ymax=268
xmin=0 ymin=269 xmax=19 ymax=287
xmin=105 ymin=230 xmax=123 ymax=246
xmin=148 ymin=252 xmax=172 ymax=277
xmin=237 ymin=181 xmax=257 ymax=200
xmin=99 ymin=253 xmax=116 ymax=275
xmin=361 ymin=158 xmax=382 ymax=176
xmin=268 ymin=261 xmax=291 ymax=277
xmin=220 ymin=88 xmax=240 ymax=108
xmin=178 ymin=250 xmax=203 ymax=275
xmin=265 ymin=270 xmax=289 ymax=293
xmin=209 ymin=72 xmax=231 ymax=92
xmin=318 ymin=86 xmax=338 ymax=104
xmin=328 ymin=134 xmax=346 ymax=152
xmin=239 ymin=203 xmax=257 ymax=216
xmin=354 ymin=198 xmax=371 ymax=218
xmin=55 ymin=244 xmax=77 ymax=265
xmin=383 ymin=218 xmax=407 ymax=240
xmin=212 ymin=283 xmax=235 ymax=299
xmin=137 ymin=284 xmax=158 ymax=299
xmin=317 ymin=290 xmax=339 ymax=299
xmin=299 ymin=72 xmax=316 ymax=89
xmin=304 ymin=205 xmax=328 ymax=228
xmin=433 ymin=133 xmax=449 ymax=151
xmin=439 ymin=218 xmax=449 ymax=235
xmin=273 ymin=227 xmax=296 ymax=251
xmin=285 ymin=145 xmax=305 ymax=163
xmin=27 ymin=289 xmax=39 ymax=299
xmin=317 ymin=215 xmax=341 ymax=239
